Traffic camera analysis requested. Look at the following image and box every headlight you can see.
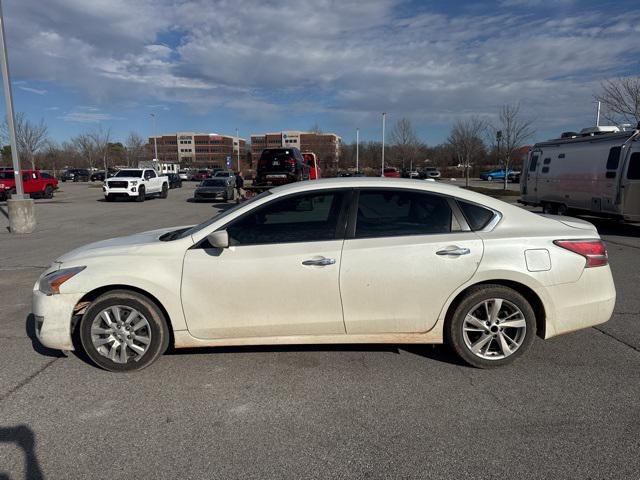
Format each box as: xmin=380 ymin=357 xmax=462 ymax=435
xmin=39 ymin=266 xmax=86 ymax=295
xmin=130 ymin=181 xmax=138 ymax=186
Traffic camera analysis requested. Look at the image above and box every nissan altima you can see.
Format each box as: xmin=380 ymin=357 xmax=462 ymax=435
xmin=33 ymin=178 xmax=615 ymax=372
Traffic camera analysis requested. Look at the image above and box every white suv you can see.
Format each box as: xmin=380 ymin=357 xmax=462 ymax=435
xmin=103 ymin=169 xmax=169 ymax=202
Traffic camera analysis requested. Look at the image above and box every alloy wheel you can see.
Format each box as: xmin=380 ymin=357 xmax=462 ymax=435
xmin=462 ymin=298 xmax=527 ymax=360
xmin=90 ymin=305 xmax=152 ymax=364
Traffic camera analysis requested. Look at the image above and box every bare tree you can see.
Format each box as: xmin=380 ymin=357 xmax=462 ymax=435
xmin=88 ymin=127 xmax=112 ymax=175
xmin=448 ymin=116 xmax=487 ymax=187
xmin=1 ymin=112 xmax=49 ymax=169
xmin=71 ymin=133 xmax=98 ymax=170
xmin=492 ymin=104 xmax=535 ymax=190
xmin=125 ymin=132 xmax=146 ymax=167
xmin=595 ymin=76 xmax=640 ymax=125
xmin=390 ymin=118 xmax=422 ymax=171
xmin=309 ymin=123 xmax=323 ymax=134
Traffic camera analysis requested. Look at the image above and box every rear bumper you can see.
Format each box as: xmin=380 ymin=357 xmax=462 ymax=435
xmin=32 ymin=290 xmax=84 ymax=351
xmin=537 ymin=266 xmax=616 ymax=339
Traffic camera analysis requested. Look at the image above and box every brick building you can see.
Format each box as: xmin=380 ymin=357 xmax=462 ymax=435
xmin=147 ymin=132 xmax=247 ymax=169
xmin=250 ymin=131 xmax=341 ymax=170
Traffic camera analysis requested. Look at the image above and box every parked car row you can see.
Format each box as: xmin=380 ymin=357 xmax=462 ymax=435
xmin=480 ymin=168 xmax=521 ymax=183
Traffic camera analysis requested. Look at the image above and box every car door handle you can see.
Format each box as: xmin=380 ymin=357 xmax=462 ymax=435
xmin=302 ymin=257 xmax=336 ymax=266
xmin=436 ymin=247 xmax=471 ymax=256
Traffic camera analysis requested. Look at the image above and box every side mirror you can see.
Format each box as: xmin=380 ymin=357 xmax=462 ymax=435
xmin=207 ymin=230 xmax=229 ymax=249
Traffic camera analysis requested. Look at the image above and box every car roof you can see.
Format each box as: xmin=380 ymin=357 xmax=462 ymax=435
xmin=269 ymin=177 xmax=529 ymax=219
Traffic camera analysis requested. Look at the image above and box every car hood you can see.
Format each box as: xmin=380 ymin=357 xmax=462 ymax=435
xmin=196 ymin=186 xmax=226 ymax=191
xmin=55 ymin=225 xmax=193 ymax=264
xmin=107 ymin=177 xmax=141 ymax=182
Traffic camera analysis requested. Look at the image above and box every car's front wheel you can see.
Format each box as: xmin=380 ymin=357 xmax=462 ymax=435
xmin=136 ymin=186 xmax=145 ymax=202
xmin=43 ymin=185 xmax=54 ymax=199
xmin=79 ymin=290 xmax=170 ymax=372
xmin=445 ymin=285 xmax=536 ymax=368
xmin=487 ymin=175 xmax=493 ymax=181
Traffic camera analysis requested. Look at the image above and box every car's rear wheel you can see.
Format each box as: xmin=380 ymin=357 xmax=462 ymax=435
xmin=160 ymin=183 xmax=168 ymax=198
xmin=487 ymin=175 xmax=493 ymax=181
xmin=79 ymin=290 xmax=169 ymax=372
xmin=136 ymin=186 xmax=145 ymax=202
xmin=445 ymin=285 xmax=536 ymax=368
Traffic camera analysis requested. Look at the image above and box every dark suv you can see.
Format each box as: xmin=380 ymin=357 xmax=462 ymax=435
xmin=256 ymin=148 xmax=310 ymax=186
xmin=61 ymin=168 xmax=90 ymax=182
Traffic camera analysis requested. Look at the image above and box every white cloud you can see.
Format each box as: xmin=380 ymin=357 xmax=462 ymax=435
xmin=4 ymin=0 xmax=640 ymax=136
xmin=18 ymin=85 xmax=47 ymax=95
xmin=61 ymin=111 xmax=122 ymax=123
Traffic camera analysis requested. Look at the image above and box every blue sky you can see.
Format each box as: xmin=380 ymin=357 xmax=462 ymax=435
xmin=2 ymin=0 xmax=639 ymax=146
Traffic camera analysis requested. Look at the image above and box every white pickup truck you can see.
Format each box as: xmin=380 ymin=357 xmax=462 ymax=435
xmin=103 ymin=168 xmax=169 ymax=202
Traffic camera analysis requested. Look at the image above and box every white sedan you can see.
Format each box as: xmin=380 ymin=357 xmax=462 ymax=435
xmin=33 ymin=178 xmax=615 ymax=372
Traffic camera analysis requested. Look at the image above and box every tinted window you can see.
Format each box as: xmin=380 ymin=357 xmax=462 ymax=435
xmin=355 ymin=190 xmax=452 ymax=238
xmin=607 ymin=147 xmax=621 ymax=170
xmin=628 ymin=153 xmax=640 ymax=180
xmin=202 ymin=179 xmax=226 ymax=187
xmin=115 ymin=170 xmax=143 ymax=178
xmin=458 ymin=201 xmax=495 ymax=230
xmin=529 ymin=155 xmax=539 ymax=172
xmin=543 ymin=158 xmax=551 ymax=165
xmin=226 ymin=191 xmax=345 ymax=245
xmin=0 ymin=171 xmax=14 ymax=179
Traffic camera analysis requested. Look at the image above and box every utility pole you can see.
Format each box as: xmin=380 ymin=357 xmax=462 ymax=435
xmin=236 ymin=127 xmax=240 ymax=172
xmin=381 ymin=113 xmax=386 ymax=177
xmin=150 ymin=113 xmax=158 ymax=161
xmin=596 ymin=101 xmax=601 ymax=127
xmin=356 ymin=128 xmax=359 ymax=173
xmin=0 ymin=0 xmax=35 ymax=233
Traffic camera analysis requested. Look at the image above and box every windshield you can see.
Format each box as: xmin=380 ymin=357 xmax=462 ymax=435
xmin=214 ymin=172 xmax=231 ymax=177
xmin=202 ymin=179 xmax=226 ymax=187
xmin=174 ymin=190 xmax=272 ymax=240
xmin=0 ymin=171 xmax=14 ymax=179
xmin=115 ymin=170 xmax=143 ymax=178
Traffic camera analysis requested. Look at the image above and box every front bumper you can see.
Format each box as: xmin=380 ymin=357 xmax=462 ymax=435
xmin=104 ymin=186 xmax=138 ymax=197
xmin=32 ymin=290 xmax=84 ymax=351
xmin=537 ymin=266 xmax=616 ymax=339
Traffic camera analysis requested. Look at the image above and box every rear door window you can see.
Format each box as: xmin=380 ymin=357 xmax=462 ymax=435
xmin=355 ymin=189 xmax=452 ymax=238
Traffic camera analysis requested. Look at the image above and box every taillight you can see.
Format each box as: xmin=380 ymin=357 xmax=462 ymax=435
xmin=553 ymin=239 xmax=608 ymax=268
xmin=286 ymin=158 xmax=296 ymax=168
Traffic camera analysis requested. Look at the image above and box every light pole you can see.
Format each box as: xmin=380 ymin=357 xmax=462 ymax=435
xmin=381 ymin=113 xmax=386 ymax=177
xmin=356 ymin=128 xmax=359 ymax=173
xmin=236 ymin=127 xmax=240 ymax=172
xmin=0 ymin=0 xmax=35 ymax=233
xmin=150 ymin=113 xmax=158 ymax=161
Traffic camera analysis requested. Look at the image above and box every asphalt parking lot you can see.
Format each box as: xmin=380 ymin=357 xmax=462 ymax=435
xmin=1 ymin=181 xmax=639 ymax=479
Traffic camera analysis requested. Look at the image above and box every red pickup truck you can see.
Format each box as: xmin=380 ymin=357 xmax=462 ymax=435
xmin=0 ymin=169 xmax=59 ymax=200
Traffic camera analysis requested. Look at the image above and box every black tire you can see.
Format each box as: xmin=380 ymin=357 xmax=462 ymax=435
xmin=79 ymin=290 xmax=170 ymax=372
xmin=445 ymin=285 xmax=536 ymax=369
xmin=487 ymin=175 xmax=493 ymax=182
xmin=160 ymin=183 xmax=168 ymax=198
xmin=557 ymin=204 xmax=568 ymax=216
xmin=43 ymin=185 xmax=54 ymax=199
xmin=105 ymin=194 xmax=114 ymax=202
xmin=136 ymin=186 xmax=145 ymax=202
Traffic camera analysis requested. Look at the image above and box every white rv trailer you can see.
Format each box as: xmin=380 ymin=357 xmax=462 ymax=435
xmin=520 ymin=125 xmax=640 ymax=222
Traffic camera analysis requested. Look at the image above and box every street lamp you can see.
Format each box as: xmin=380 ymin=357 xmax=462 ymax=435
xmin=0 ymin=0 xmax=35 ymax=233
xmin=236 ymin=127 xmax=240 ymax=172
xmin=356 ymin=128 xmax=359 ymax=173
xmin=150 ymin=113 xmax=159 ymax=162
xmin=381 ymin=113 xmax=386 ymax=177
